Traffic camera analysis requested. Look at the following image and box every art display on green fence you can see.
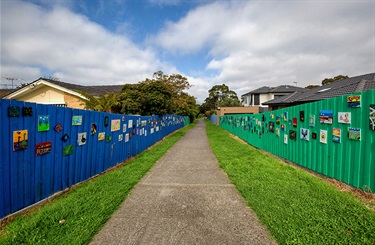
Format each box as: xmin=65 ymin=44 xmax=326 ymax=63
xmin=332 ymin=128 xmax=341 ymax=143
xmin=320 ymin=129 xmax=327 ymax=144
xmin=348 ymin=127 xmax=360 ymax=141
xmin=338 ymin=112 xmax=351 ymax=124
xmin=319 ymin=110 xmax=333 ymax=124
xmin=370 ymin=104 xmax=375 ymax=130
xmin=347 ymin=95 xmax=361 ymax=108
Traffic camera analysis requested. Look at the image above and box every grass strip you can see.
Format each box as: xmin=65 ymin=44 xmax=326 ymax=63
xmin=0 ymin=121 xmax=197 ymax=245
xmin=205 ymin=121 xmax=375 ymax=245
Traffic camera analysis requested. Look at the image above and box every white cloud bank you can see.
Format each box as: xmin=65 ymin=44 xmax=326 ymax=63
xmin=154 ymin=1 xmax=375 ymax=98
xmin=1 ymin=0 xmax=165 ymax=86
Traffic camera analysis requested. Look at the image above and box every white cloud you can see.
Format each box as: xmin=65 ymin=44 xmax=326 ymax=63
xmin=1 ymin=0 xmax=164 ymax=86
xmin=154 ymin=1 xmax=375 ymax=99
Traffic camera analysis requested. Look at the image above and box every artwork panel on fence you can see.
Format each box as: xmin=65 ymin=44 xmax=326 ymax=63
xmin=309 ymin=115 xmax=315 ymax=127
xmin=118 ymin=134 xmax=123 ymax=142
xmin=98 ymin=132 xmax=105 ymax=141
xmin=22 ymin=107 xmax=33 ymax=117
xmin=370 ymin=104 xmax=375 ymax=131
xmin=91 ymin=123 xmax=97 ymax=135
xmin=319 ymin=110 xmax=333 ymax=124
xmin=63 ymin=144 xmax=74 ymax=156
xmin=125 ymin=133 xmax=129 ymax=142
xmin=338 ymin=112 xmax=351 ymax=124
xmin=77 ymin=132 xmax=87 ymax=146
xmin=300 ymin=111 xmax=305 ymax=122
xmin=348 ymin=127 xmax=360 ymax=141
xmin=13 ymin=130 xmax=28 ymax=151
xmin=54 ymin=123 xmax=63 ymax=133
xmin=347 ymin=95 xmax=361 ymax=108
xmin=38 ymin=115 xmax=50 ymax=131
xmin=72 ymin=115 xmax=82 ymax=126
xmin=289 ymin=130 xmax=296 ymax=141
xmin=111 ymin=119 xmax=120 ymax=132
xmin=300 ymin=128 xmax=309 ymax=141
xmin=320 ymin=130 xmax=327 ymax=144
xmin=8 ymin=106 xmax=20 ymax=117
xmin=104 ymin=116 xmax=109 ymax=127
xmin=284 ymin=134 xmax=288 ymax=144
xmin=332 ymin=128 xmax=341 ymax=143
xmin=123 ymin=124 xmax=127 ymax=133
xmin=35 ymin=142 xmax=52 ymax=156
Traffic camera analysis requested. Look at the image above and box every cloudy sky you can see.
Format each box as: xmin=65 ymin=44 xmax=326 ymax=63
xmin=1 ymin=0 xmax=374 ymax=103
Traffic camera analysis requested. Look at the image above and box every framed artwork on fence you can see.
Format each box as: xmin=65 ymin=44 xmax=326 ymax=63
xmin=38 ymin=115 xmax=50 ymax=131
xmin=8 ymin=106 xmax=20 ymax=117
xmin=98 ymin=132 xmax=105 ymax=141
xmin=300 ymin=128 xmax=309 ymax=141
xmin=292 ymin=118 xmax=297 ymax=127
xmin=370 ymin=104 xmax=375 ymax=131
xmin=319 ymin=110 xmax=333 ymax=124
xmin=77 ymin=132 xmax=87 ymax=146
xmin=91 ymin=123 xmax=97 ymax=135
xmin=347 ymin=95 xmax=360 ymax=108
xmin=54 ymin=123 xmax=63 ymax=133
xmin=338 ymin=112 xmax=351 ymax=124
xmin=348 ymin=127 xmax=360 ymax=141
xmin=111 ymin=119 xmax=120 ymax=132
xmin=13 ymin=130 xmax=28 ymax=151
xmin=332 ymin=128 xmax=341 ymax=143
xmin=22 ymin=107 xmax=33 ymax=117
xmin=309 ymin=115 xmax=315 ymax=127
xmin=63 ymin=144 xmax=74 ymax=156
xmin=300 ymin=111 xmax=305 ymax=122
xmin=35 ymin=142 xmax=52 ymax=156
xmin=284 ymin=134 xmax=288 ymax=144
xmin=289 ymin=130 xmax=296 ymax=141
xmin=72 ymin=115 xmax=82 ymax=126
xmin=320 ymin=130 xmax=327 ymax=144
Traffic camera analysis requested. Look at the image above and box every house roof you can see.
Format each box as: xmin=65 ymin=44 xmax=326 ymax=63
xmin=0 ymin=89 xmax=15 ymax=98
xmin=3 ymin=78 xmax=124 ymax=99
xmin=263 ymin=73 xmax=375 ymax=106
xmin=242 ymin=85 xmax=307 ymax=96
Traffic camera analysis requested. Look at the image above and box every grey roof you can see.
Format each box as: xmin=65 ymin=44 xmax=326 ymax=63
xmin=42 ymin=78 xmax=124 ymax=96
xmin=242 ymin=85 xmax=307 ymax=96
xmin=263 ymin=73 xmax=375 ymax=106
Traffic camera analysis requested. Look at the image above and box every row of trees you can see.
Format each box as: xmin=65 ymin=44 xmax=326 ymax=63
xmin=80 ymin=71 xmax=199 ymax=121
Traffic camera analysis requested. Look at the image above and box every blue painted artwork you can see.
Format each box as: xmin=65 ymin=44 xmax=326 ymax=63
xmin=319 ymin=110 xmax=333 ymax=124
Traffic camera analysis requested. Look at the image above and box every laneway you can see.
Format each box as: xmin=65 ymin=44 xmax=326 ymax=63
xmin=90 ymin=120 xmax=276 ymax=245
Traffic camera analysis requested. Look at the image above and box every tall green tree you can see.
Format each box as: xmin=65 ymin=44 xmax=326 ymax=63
xmin=321 ymin=75 xmax=349 ymax=85
xmin=80 ymin=92 xmax=120 ymax=112
xmin=203 ymin=84 xmax=240 ymax=110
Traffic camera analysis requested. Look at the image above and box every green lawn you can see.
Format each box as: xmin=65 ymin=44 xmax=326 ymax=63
xmin=205 ymin=121 xmax=375 ymax=245
xmin=0 ymin=121 xmax=197 ymax=245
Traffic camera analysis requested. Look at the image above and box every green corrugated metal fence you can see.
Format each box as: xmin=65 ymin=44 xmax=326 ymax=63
xmin=219 ymin=90 xmax=375 ymax=191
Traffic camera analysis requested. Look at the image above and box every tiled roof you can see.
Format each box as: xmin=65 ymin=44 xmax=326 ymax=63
xmin=263 ymin=73 xmax=375 ymax=106
xmin=242 ymin=85 xmax=307 ymax=96
xmin=43 ymin=78 xmax=123 ymax=96
xmin=0 ymin=89 xmax=15 ymax=98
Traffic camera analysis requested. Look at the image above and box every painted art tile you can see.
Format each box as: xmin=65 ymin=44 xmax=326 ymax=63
xmin=54 ymin=123 xmax=63 ymax=133
xmin=276 ymin=128 xmax=280 ymax=137
xmin=308 ymin=115 xmax=315 ymax=127
xmin=332 ymin=128 xmax=341 ymax=143
xmin=283 ymin=112 xmax=288 ymax=121
xmin=35 ymin=142 xmax=52 ymax=156
xmin=72 ymin=115 xmax=82 ymax=126
xmin=63 ymin=144 xmax=74 ymax=156
xmin=22 ymin=107 xmax=33 ymax=117
xmin=370 ymin=104 xmax=375 ymax=131
xmin=91 ymin=123 xmax=97 ymax=135
xmin=275 ymin=116 xmax=280 ymax=124
xmin=111 ymin=119 xmax=121 ymax=132
xmin=8 ymin=106 xmax=20 ymax=117
xmin=292 ymin=118 xmax=297 ymax=127
xmin=105 ymin=135 xmax=112 ymax=142
xmin=347 ymin=95 xmax=361 ymax=108
xmin=281 ymin=124 xmax=286 ymax=131
xmin=104 ymin=116 xmax=109 ymax=127
xmin=320 ymin=129 xmax=327 ymax=144
xmin=125 ymin=133 xmax=129 ymax=142
xmin=312 ymin=132 xmax=317 ymax=139
xmin=319 ymin=110 xmax=333 ymax=124
xmin=300 ymin=128 xmax=309 ymax=141
xmin=98 ymin=132 xmax=105 ymax=141
xmin=284 ymin=134 xmax=288 ymax=144
xmin=38 ymin=115 xmax=50 ymax=131
xmin=338 ymin=112 xmax=351 ymax=124
xmin=128 ymin=120 xmax=133 ymax=128
xmin=13 ymin=130 xmax=28 ymax=151
xmin=269 ymin=122 xmax=275 ymax=133
xmin=77 ymin=132 xmax=87 ymax=146
xmin=348 ymin=127 xmax=360 ymax=141
xmin=300 ymin=111 xmax=305 ymax=122
xmin=123 ymin=124 xmax=127 ymax=133
xmin=118 ymin=134 xmax=123 ymax=142
xmin=289 ymin=130 xmax=297 ymax=141
xmin=62 ymin=134 xmax=69 ymax=142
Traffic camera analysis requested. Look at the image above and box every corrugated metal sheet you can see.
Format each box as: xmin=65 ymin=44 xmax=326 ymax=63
xmin=220 ymin=90 xmax=375 ymax=191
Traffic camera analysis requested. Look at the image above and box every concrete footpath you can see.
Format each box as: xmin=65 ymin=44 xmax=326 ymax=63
xmin=90 ymin=120 xmax=276 ymax=245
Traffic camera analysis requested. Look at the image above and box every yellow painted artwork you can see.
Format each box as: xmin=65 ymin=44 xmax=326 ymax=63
xmin=13 ymin=130 xmax=28 ymax=151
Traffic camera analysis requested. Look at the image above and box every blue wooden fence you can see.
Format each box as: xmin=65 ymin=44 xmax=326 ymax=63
xmin=0 ymin=99 xmax=188 ymax=219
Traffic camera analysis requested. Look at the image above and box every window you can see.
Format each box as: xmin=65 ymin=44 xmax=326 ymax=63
xmin=254 ymin=94 xmax=260 ymax=105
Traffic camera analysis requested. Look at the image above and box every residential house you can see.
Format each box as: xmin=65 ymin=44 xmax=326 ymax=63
xmin=241 ymin=85 xmax=308 ymax=112
xmin=263 ymin=73 xmax=375 ymax=110
xmin=3 ymin=78 xmax=123 ymax=109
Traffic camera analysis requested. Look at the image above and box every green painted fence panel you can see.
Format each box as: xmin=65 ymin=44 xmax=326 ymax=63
xmin=219 ymin=90 xmax=375 ymax=191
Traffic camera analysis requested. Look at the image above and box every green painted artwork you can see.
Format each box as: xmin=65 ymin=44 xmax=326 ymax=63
xmin=63 ymin=144 xmax=74 ymax=156
xmin=38 ymin=115 xmax=50 ymax=131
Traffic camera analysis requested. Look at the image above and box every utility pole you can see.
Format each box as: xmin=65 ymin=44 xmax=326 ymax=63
xmin=3 ymin=77 xmax=22 ymax=88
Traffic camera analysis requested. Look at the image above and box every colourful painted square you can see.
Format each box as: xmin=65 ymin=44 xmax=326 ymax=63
xmin=98 ymin=132 xmax=105 ymax=141
xmin=332 ymin=128 xmax=341 ymax=143
xmin=300 ymin=128 xmax=309 ymax=141
xmin=111 ymin=119 xmax=121 ymax=132
xmin=319 ymin=110 xmax=333 ymax=124
xmin=13 ymin=130 xmax=28 ymax=151
xmin=347 ymin=95 xmax=360 ymax=108
xmin=320 ymin=130 xmax=327 ymax=144
xmin=38 ymin=115 xmax=50 ymax=131
xmin=35 ymin=142 xmax=52 ymax=156
xmin=338 ymin=112 xmax=351 ymax=124
xmin=63 ymin=144 xmax=74 ymax=156
xmin=72 ymin=115 xmax=82 ymax=126
xmin=308 ymin=115 xmax=315 ymax=127
xmin=370 ymin=104 xmax=375 ymax=131
xmin=348 ymin=127 xmax=360 ymax=141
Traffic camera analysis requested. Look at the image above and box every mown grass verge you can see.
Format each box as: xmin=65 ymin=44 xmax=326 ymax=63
xmin=0 ymin=121 xmax=197 ymax=245
xmin=205 ymin=121 xmax=375 ymax=245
